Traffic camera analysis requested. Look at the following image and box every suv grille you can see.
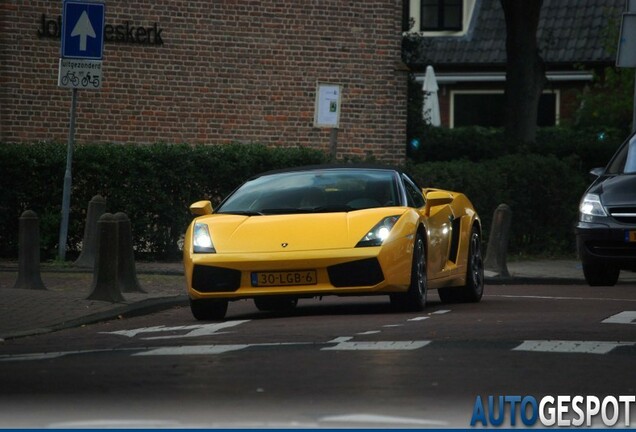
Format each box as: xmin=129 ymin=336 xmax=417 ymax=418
xmin=608 ymin=207 xmax=636 ymax=224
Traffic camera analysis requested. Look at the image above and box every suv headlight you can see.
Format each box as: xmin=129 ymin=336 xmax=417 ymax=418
xmin=579 ymin=193 xmax=607 ymax=222
xmin=193 ymin=222 xmax=216 ymax=253
xmin=356 ymin=215 xmax=400 ymax=247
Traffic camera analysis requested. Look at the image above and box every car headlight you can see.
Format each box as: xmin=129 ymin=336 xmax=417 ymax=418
xmin=356 ymin=215 xmax=400 ymax=247
xmin=193 ymin=222 xmax=216 ymax=253
xmin=579 ymin=193 xmax=607 ymax=222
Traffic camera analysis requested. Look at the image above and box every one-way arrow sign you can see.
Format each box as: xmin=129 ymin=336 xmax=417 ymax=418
xmin=71 ymin=11 xmax=96 ymax=51
xmin=61 ymin=0 xmax=104 ymax=60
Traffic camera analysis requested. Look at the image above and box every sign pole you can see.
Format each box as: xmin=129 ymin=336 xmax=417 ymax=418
xmin=58 ymin=88 xmax=78 ymax=260
xmin=57 ymin=0 xmax=104 ymax=260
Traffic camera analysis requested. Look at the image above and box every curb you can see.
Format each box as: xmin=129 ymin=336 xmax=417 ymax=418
xmin=485 ymin=276 xmax=585 ymax=285
xmin=0 ymin=295 xmax=189 ymax=341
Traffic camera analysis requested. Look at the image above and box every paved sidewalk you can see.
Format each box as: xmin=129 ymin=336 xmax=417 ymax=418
xmin=0 ymin=259 xmax=634 ymax=341
xmin=0 ymin=262 xmax=188 ymax=340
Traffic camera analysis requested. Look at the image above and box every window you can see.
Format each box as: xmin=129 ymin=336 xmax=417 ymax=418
xmin=450 ymin=91 xmax=559 ymax=128
xmin=421 ymin=0 xmax=463 ymax=31
xmin=403 ymin=176 xmax=426 ymax=208
xmin=405 ymin=0 xmax=475 ymax=35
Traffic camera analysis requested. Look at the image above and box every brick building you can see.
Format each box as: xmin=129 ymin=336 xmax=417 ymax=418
xmin=403 ymin=0 xmax=624 ymax=128
xmin=0 ymin=1 xmax=408 ymax=163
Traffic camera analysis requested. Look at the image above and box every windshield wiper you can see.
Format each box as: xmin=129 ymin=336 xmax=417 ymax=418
xmin=259 ymin=208 xmax=309 ymax=215
xmin=216 ymin=210 xmax=264 ymax=216
xmin=308 ymin=205 xmax=354 ymax=213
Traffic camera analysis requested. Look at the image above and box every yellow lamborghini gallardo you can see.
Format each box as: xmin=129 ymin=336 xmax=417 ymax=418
xmin=183 ymin=166 xmax=483 ymax=320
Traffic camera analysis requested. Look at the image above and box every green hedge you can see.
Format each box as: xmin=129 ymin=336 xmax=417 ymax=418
xmin=0 ymin=140 xmax=593 ymax=260
xmin=409 ymin=126 xmax=626 ymax=175
xmin=0 ymin=142 xmax=327 ymax=260
xmin=407 ymin=153 xmax=588 ymax=256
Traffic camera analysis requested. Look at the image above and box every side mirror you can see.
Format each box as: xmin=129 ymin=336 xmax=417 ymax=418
xmin=190 ymin=200 xmax=213 ymax=216
xmin=589 ymin=167 xmax=604 ymax=178
xmin=424 ymin=190 xmax=453 ymax=216
xmin=426 ymin=190 xmax=454 ymax=207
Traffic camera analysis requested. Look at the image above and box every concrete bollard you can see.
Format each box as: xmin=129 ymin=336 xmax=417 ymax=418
xmin=74 ymin=195 xmax=106 ymax=268
xmin=484 ymin=203 xmax=512 ymax=277
xmin=115 ymin=212 xmax=145 ymax=293
xmin=87 ymin=213 xmax=125 ymax=302
xmin=13 ymin=210 xmax=46 ymax=290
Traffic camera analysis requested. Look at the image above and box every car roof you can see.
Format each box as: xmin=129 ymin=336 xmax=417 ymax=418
xmin=250 ymin=164 xmax=406 ymax=180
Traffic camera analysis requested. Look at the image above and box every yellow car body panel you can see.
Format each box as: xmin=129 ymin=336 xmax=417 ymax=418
xmin=182 ymin=166 xmax=482 ymax=319
xmin=184 ymin=207 xmax=418 ymax=299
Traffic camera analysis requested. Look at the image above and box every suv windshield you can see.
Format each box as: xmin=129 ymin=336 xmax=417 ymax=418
xmin=608 ymin=135 xmax=636 ymax=175
xmin=217 ymin=169 xmax=400 ymax=215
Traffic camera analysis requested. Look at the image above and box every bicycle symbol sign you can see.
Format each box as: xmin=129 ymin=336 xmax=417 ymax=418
xmin=57 ymin=58 xmax=102 ymax=89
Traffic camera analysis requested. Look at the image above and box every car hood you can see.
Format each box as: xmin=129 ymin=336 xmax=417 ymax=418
xmin=594 ymin=175 xmax=636 ymax=207
xmin=199 ymin=209 xmax=407 ymax=253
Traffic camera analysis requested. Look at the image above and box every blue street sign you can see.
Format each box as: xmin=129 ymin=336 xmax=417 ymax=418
xmin=61 ymin=0 xmax=105 ymax=60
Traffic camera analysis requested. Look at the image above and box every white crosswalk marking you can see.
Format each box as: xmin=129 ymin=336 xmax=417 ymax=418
xmin=101 ymin=320 xmax=250 ymax=339
xmin=133 ymin=345 xmax=249 ymax=356
xmin=513 ymin=340 xmax=636 ymax=355
xmin=322 ymin=341 xmax=431 ymax=351
xmin=602 ymin=311 xmax=636 ymax=325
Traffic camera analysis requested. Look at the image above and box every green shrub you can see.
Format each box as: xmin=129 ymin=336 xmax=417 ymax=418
xmin=0 ymin=142 xmax=327 ymax=260
xmin=407 ymin=153 xmax=588 ymax=256
xmin=0 ymin=140 xmax=601 ymax=260
xmin=408 ymin=125 xmax=627 ymax=175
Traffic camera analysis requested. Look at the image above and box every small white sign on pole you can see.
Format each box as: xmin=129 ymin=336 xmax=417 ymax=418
xmin=58 ymin=58 xmax=102 ymax=89
xmin=314 ymin=83 xmax=342 ymax=128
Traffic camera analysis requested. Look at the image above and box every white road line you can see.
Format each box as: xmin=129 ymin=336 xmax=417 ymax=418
xmin=487 ymin=294 xmax=636 ymax=302
xmin=382 ymin=324 xmax=403 ymax=327
xmin=101 ymin=320 xmax=250 ymax=340
xmin=134 ymin=342 xmax=315 ymax=357
xmin=0 ymin=348 xmax=136 ymax=362
xmin=319 ymin=413 xmax=447 ymax=426
xmin=513 ymin=340 xmax=636 ymax=355
xmin=408 ymin=316 xmax=430 ymax=321
xmin=321 ymin=341 xmax=431 ymax=351
xmin=328 ymin=336 xmax=352 ymax=343
xmin=602 ymin=311 xmax=636 ymax=325
xmin=356 ymin=330 xmax=381 ymax=335
xmin=431 ymin=309 xmax=451 ymax=314
xmin=133 ymin=344 xmax=249 ymax=356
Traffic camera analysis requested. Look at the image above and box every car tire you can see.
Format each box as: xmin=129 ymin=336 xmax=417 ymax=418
xmin=439 ymin=227 xmax=484 ymax=303
xmin=254 ymin=296 xmax=298 ymax=312
xmin=582 ymin=261 xmax=620 ymax=286
xmin=391 ymin=233 xmax=427 ymax=311
xmin=189 ymin=298 xmax=228 ymax=320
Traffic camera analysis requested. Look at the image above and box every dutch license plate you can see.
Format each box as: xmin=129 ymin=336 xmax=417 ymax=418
xmin=626 ymin=230 xmax=636 ymax=243
xmin=251 ymin=270 xmax=317 ymax=287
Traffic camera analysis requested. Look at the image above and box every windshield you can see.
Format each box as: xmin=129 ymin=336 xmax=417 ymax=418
xmin=217 ymin=169 xmax=401 ymax=215
xmin=607 ymin=134 xmax=636 ymax=174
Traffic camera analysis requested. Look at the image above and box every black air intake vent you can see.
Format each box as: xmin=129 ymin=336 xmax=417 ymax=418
xmin=328 ymin=258 xmax=384 ymax=287
xmin=192 ymin=265 xmax=241 ymax=292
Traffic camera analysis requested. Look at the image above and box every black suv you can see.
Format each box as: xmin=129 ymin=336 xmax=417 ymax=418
xmin=576 ymin=134 xmax=636 ymax=286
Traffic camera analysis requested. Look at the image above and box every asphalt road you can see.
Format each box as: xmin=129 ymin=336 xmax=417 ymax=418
xmin=0 ymin=283 xmax=635 ymax=428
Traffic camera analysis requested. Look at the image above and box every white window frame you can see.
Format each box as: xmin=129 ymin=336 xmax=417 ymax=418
xmin=449 ymin=89 xmax=561 ymax=128
xmin=407 ymin=0 xmax=476 ymax=36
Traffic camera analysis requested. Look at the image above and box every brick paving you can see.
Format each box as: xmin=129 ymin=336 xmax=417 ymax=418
xmin=0 ymin=262 xmax=186 ymax=340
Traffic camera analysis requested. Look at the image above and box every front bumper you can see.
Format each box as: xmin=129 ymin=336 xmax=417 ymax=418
xmin=575 ymin=221 xmax=636 ymax=269
xmin=184 ymin=238 xmax=414 ymax=300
